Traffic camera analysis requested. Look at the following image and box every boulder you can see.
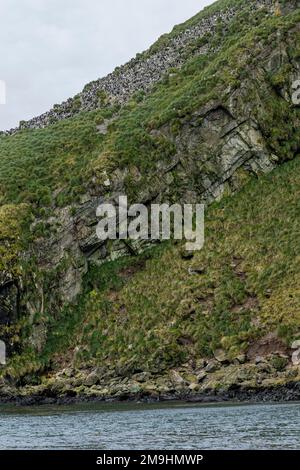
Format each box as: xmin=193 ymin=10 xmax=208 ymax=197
xmin=195 ymin=359 xmax=207 ymax=369
xmin=84 ymin=372 xmax=100 ymax=387
xmin=291 ymin=349 xmax=300 ymax=366
xmin=183 ymin=373 xmax=198 ymax=384
xmin=235 ymin=354 xmax=246 ymax=364
xmin=291 ymin=340 xmax=300 ymax=350
xmin=133 ymin=372 xmax=151 ymax=383
xmin=189 ymin=383 xmax=200 ymax=392
xmin=255 ymin=356 xmax=267 ymax=364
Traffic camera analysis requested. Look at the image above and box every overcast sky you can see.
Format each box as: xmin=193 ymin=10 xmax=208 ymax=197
xmin=0 ymin=0 xmax=214 ymax=130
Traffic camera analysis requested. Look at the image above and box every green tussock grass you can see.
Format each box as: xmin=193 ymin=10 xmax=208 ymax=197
xmin=0 ymin=108 xmax=115 ymax=208
xmin=0 ymin=204 xmax=31 ymax=274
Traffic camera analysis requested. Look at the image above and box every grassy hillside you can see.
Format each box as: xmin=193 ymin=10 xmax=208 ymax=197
xmin=1 ymin=3 xmax=299 ymax=208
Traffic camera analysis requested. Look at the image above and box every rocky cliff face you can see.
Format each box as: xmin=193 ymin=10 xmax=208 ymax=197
xmin=0 ymin=0 xmax=300 ymax=402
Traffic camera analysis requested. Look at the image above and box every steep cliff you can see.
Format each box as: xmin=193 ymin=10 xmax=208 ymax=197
xmin=0 ymin=0 xmax=300 ymax=402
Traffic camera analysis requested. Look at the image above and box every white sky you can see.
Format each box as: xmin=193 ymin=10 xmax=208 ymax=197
xmin=0 ymin=0 xmax=214 ymax=130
